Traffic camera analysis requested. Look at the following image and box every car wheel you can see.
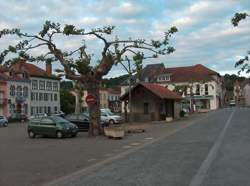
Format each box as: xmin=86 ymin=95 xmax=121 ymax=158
xmin=56 ymin=131 xmax=63 ymax=139
xmin=71 ymin=133 xmax=77 ymax=138
xmin=28 ymin=130 xmax=36 ymax=138
xmin=109 ymin=119 xmax=115 ymax=125
xmin=3 ymin=122 xmax=8 ymax=127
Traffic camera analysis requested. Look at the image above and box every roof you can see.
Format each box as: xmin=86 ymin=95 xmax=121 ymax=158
xmin=161 ymin=64 xmax=219 ymax=83
xmin=10 ymin=60 xmax=59 ymax=80
xmin=120 ymin=82 xmax=182 ymax=100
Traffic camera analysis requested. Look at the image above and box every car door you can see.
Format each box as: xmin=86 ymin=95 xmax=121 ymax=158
xmin=78 ymin=114 xmax=90 ymax=130
xmin=40 ymin=118 xmax=56 ymax=136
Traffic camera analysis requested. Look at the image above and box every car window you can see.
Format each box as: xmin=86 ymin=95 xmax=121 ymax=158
xmin=65 ymin=114 xmax=78 ymax=120
xmin=41 ymin=118 xmax=55 ymax=126
xmin=79 ymin=115 xmax=89 ymax=121
xmin=0 ymin=116 xmax=4 ymax=119
xmin=30 ymin=118 xmax=41 ymax=124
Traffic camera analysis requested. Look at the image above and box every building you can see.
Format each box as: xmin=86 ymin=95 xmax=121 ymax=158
xmin=234 ymin=79 xmax=250 ymax=106
xmin=122 ymin=63 xmax=224 ymax=112
xmin=120 ymin=82 xmax=182 ymax=122
xmin=108 ymin=87 xmax=121 ymax=113
xmin=0 ymin=65 xmax=31 ymax=119
xmin=10 ymin=60 xmax=60 ymax=116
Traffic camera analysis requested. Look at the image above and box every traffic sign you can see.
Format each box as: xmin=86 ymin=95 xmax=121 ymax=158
xmin=85 ymin=94 xmax=97 ymax=105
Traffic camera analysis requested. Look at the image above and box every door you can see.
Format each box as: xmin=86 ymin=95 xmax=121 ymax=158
xmin=40 ymin=118 xmax=56 ymax=136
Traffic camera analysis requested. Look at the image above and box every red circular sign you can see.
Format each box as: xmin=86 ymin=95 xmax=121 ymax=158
xmin=85 ymin=94 xmax=97 ymax=105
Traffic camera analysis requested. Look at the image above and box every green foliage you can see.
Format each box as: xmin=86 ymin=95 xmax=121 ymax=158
xmin=60 ymin=89 xmax=75 ymax=114
xmin=232 ymin=12 xmax=248 ymax=27
xmin=231 ymin=12 xmax=249 ymax=74
xmin=103 ymin=74 xmax=129 ymax=88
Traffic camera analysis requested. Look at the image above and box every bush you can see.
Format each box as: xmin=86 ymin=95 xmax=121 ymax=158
xmin=179 ymin=110 xmax=185 ymax=117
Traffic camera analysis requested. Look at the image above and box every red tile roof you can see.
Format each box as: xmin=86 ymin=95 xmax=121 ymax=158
xmin=10 ymin=60 xmax=59 ymax=79
xmin=140 ymin=83 xmax=182 ymax=99
xmin=120 ymin=82 xmax=182 ymax=100
xmin=162 ymin=64 xmax=219 ymax=83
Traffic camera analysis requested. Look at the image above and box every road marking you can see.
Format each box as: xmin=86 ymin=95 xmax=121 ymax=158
xmin=87 ymin=158 xmax=97 ymax=162
xmin=189 ymin=109 xmax=235 ymax=186
xmin=144 ymin=137 xmax=154 ymax=140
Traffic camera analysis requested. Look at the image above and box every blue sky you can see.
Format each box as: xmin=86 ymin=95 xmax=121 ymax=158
xmin=0 ymin=0 xmax=250 ymax=78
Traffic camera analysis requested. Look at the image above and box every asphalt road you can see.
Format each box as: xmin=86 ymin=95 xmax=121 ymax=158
xmin=48 ymin=107 xmax=250 ymax=186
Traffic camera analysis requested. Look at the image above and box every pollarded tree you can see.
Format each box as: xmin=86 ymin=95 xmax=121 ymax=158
xmin=231 ymin=12 xmax=250 ymax=73
xmin=0 ymin=21 xmax=177 ymax=136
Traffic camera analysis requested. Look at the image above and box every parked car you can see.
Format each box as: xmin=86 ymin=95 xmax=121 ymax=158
xmin=29 ymin=113 xmax=47 ymax=120
xmin=27 ymin=116 xmax=78 ymax=138
xmin=53 ymin=111 xmax=65 ymax=117
xmin=65 ymin=113 xmax=108 ymax=131
xmin=101 ymin=109 xmax=123 ymax=124
xmin=0 ymin=116 xmax=8 ymax=127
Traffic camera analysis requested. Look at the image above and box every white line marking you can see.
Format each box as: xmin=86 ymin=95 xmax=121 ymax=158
xmin=87 ymin=158 xmax=97 ymax=162
xmin=189 ymin=109 xmax=235 ymax=186
xmin=144 ymin=137 xmax=154 ymax=140
xmin=130 ymin=142 xmax=141 ymax=146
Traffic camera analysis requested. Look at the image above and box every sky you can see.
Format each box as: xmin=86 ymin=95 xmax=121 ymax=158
xmin=0 ymin=0 xmax=250 ymax=78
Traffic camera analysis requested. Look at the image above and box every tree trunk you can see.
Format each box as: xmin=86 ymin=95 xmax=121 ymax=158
xmin=86 ymin=81 xmax=102 ymax=136
xmin=74 ymin=90 xmax=81 ymax=114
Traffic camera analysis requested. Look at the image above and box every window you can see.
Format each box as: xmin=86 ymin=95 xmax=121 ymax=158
xmin=39 ymin=81 xmax=45 ymax=90
xmin=39 ymin=107 xmax=43 ymax=113
xmin=35 ymin=93 xmax=39 ymax=101
xmin=53 ymin=82 xmax=58 ymax=91
xmin=158 ymin=75 xmax=170 ymax=82
xmin=51 ymin=93 xmax=53 ymax=101
xmin=16 ymin=86 xmax=22 ymax=97
xmin=23 ymin=86 xmax=28 ymax=97
xmin=54 ymin=94 xmax=57 ymax=101
xmin=39 ymin=93 xmax=43 ymax=101
xmin=32 ymin=80 xmax=38 ymax=90
xmin=10 ymin=85 xmax=15 ymax=96
xmin=205 ymin=84 xmax=209 ymax=95
xmin=44 ymin=106 xmax=47 ymax=113
xmin=54 ymin=106 xmax=57 ymax=112
xmin=144 ymin=103 xmax=149 ymax=114
xmin=48 ymin=106 xmax=51 ymax=114
xmin=196 ymin=84 xmax=200 ymax=95
xmin=41 ymin=118 xmax=55 ymax=125
xmin=46 ymin=81 xmax=52 ymax=91
xmin=36 ymin=107 xmax=39 ymax=114
xmin=44 ymin=93 xmax=48 ymax=101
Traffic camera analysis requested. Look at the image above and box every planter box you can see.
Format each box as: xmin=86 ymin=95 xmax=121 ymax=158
xmin=165 ymin=117 xmax=173 ymax=122
xmin=104 ymin=127 xmax=125 ymax=139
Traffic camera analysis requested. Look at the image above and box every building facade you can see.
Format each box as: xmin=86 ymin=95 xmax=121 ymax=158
xmin=9 ymin=60 xmax=60 ymax=117
xmin=121 ymin=63 xmax=224 ymax=112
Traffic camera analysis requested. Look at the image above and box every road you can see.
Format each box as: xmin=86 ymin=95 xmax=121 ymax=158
xmin=47 ymin=107 xmax=250 ymax=186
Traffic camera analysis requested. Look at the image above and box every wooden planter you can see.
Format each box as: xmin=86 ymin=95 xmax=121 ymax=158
xmin=104 ymin=126 xmax=125 ymax=139
xmin=165 ymin=117 xmax=173 ymax=122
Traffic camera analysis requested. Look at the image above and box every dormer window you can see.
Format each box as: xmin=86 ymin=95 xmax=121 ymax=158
xmin=157 ymin=74 xmax=170 ymax=82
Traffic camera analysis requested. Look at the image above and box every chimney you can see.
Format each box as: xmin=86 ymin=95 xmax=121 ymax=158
xmin=46 ymin=61 xmax=52 ymax=76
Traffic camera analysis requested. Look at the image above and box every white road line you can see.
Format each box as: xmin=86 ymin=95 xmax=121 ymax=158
xmin=122 ymin=145 xmax=132 ymax=148
xmin=189 ymin=109 xmax=235 ymax=186
xmin=144 ymin=137 xmax=154 ymax=140
xmin=87 ymin=158 xmax=97 ymax=162
xmin=130 ymin=142 xmax=141 ymax=146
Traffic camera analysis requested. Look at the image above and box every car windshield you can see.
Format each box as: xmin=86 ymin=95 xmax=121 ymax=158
xmin=0 ymin=116 xmax=4 ymax=119
xmin=106 ymin=110 xmax=115 ymax=116
xmin=50 ymin=116 xmax=68 ymax=123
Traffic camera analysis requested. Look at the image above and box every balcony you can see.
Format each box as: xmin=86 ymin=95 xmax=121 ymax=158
xmin=16 ymin=96 xmax=26 ymax=103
